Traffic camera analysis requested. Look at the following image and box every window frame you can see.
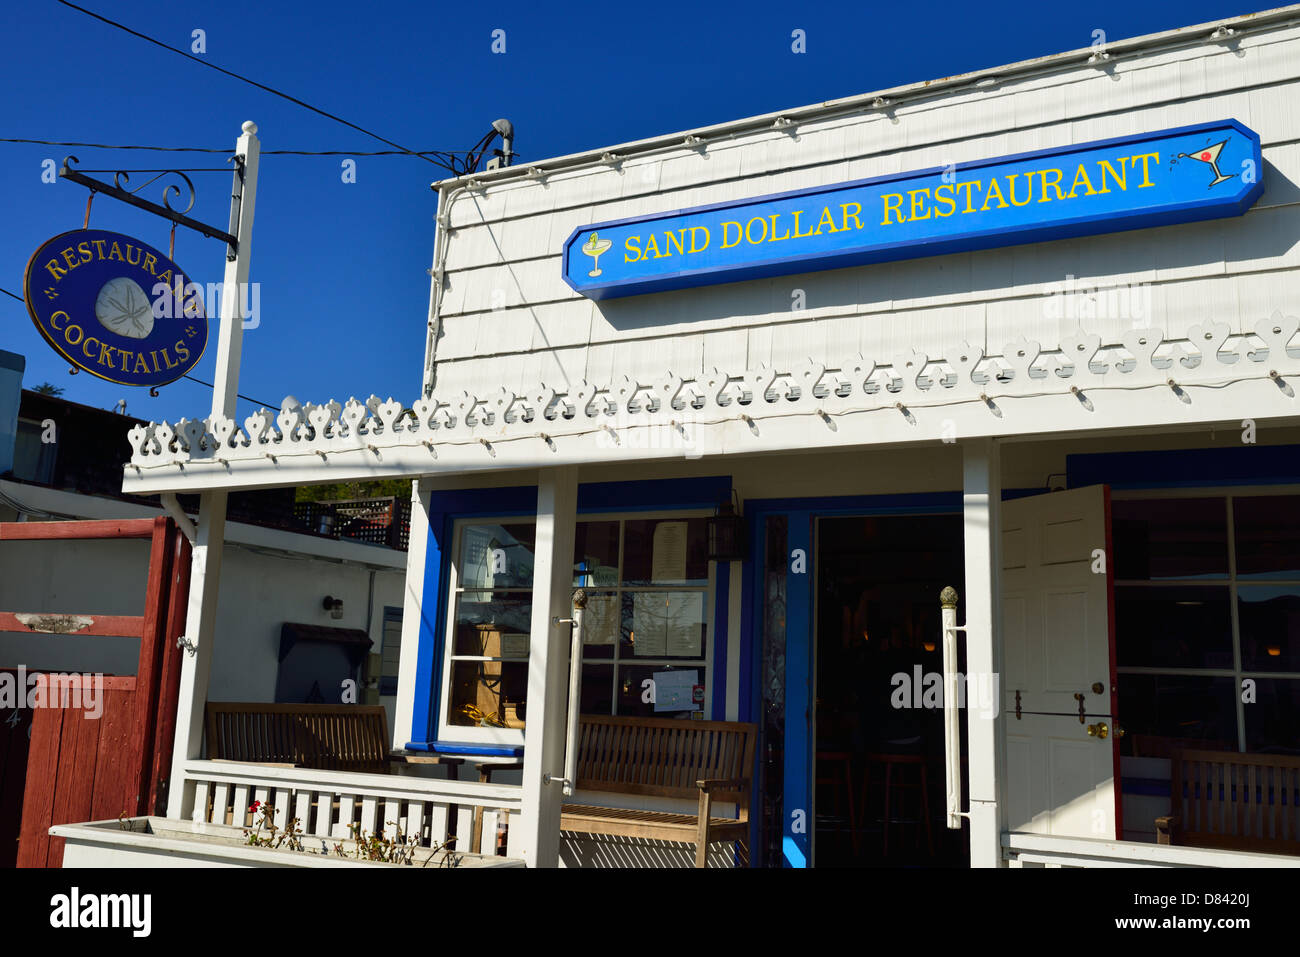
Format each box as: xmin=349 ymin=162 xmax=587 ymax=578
xmin=575 ymin=514 xmax=715 ymax=718
xmin=377 ymin=606 xmax=403 ymax=698
xmin=436 ymin=509 xmax=716 ymax=746
xmin=12 ymin=416 xmax=57 ymax=485
xmin=1113 ymin=486 xmax=1300 ymax=753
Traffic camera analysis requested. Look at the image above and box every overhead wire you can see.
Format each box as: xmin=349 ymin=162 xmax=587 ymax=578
xmin=53 ymin=1 xmax=498 ymax=175
xmin=8 ymin=3 xmax=503 ymax=411
xmin=0 ymin=137 xmax=504 ymax=162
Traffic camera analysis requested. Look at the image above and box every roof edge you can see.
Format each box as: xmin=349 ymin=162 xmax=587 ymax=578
xmin=432 ymin=4 xmax=1300 ymax=192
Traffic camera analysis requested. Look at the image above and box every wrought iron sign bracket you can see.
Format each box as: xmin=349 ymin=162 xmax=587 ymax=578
xmin=59 ymin=156 xmax=240 ymax=251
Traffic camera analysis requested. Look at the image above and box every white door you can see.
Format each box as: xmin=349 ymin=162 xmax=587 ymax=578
xmin=1001 ymin=485 xmax=1120 ymax=839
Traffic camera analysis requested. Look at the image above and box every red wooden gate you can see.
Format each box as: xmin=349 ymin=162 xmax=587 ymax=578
xmin=0 ymin=517 xmax=190 ymax=867
xmin=0 ymin=670 xmax=33 ymax=867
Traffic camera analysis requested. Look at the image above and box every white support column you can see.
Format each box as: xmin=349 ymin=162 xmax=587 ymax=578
xmin=391 ymin=481 xmax=430 ymax=750
xmin=518 ymin=467 xmax=578 ymax=867
xmin=166 ymin=122 xmax=260 ymax=819
xmin=166 ymin=490 xmax=228 ymax=819
xmin=963 ymin=438 xmax=1006 ymax=868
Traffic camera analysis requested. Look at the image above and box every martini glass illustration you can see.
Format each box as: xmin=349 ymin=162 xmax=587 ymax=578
xmin=582 ymin=232 xmax=612 ymax=277
xmin=1178 ymin=140 xmax=1235 ymax=188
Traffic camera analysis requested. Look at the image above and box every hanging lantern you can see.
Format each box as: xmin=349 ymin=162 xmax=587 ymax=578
xmin=707 ymin=490 xmax=747 ymax=562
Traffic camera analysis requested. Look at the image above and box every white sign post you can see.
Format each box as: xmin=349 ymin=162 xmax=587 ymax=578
xmin=166 ymin=121 xmax=261 ymax=820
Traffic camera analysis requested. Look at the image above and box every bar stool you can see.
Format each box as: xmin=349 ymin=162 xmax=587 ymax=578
xmin=815 ymin=750 xmax=858 ymax=854
xmin=863 ymin=751 xmax=934 ymax=858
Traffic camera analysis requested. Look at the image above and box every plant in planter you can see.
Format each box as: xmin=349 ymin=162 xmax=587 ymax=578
xmin=237 ymin=801 xmax=462 ymax=866
xmin=334 ymin=821 xmax=462 ymax=867
xmin=243 ymin=801 xmax=304 ymax=852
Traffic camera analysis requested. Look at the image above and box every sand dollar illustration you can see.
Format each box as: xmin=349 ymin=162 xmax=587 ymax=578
xmin=95 ymin=276 xmax=154 ymax=339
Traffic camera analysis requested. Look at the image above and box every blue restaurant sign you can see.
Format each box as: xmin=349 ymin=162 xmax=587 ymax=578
xmin=23 ymin=228 xmax=208 ymax=387
xmin=563 ymin=119 xmax=1264 ymax=300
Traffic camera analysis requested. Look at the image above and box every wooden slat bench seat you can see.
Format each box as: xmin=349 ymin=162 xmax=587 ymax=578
xmin=1157 ymin=748 xmax=1300 ymax=855
xmin=206 ymin=702 xmax=464 ymax=775
xmin=560 ymin=715 xmax=757 ymax=868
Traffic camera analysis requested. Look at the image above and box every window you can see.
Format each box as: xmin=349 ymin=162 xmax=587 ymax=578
xmin=11 ymin=418 xmax=56 ymax=484
xmin=438 ymin=512 xmax=713 ymax=743
xmin=439 ymin=522 xmax=535 ymax=743
xmin=1115 ymin=493 xmax=1300 ymax=755
xmin=575 ymin=517 xmax=711 ymax=719
xmin=377 ymin=607 xmax=403 ymax=697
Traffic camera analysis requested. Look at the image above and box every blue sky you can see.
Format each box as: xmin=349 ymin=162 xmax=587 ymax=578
xmin=0 ymin=0 xmax=1271 ymax=423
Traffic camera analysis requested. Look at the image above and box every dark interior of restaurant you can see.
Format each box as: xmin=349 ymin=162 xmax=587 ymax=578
xmin=814 ymin=514 xmax=970 ymax=867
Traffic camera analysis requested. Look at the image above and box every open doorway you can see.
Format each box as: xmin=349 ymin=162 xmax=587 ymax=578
xmin=814 ymin=514 xmax=968 ymax=866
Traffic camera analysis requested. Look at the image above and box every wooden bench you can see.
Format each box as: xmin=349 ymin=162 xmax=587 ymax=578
xmin=560 ymin=715 xmax=756 ymax=868
xmin=1156 ymin=748 xmax=1300 ymax=854
xmin=206 ymin=702 xmax=436 ymax=774
xmin=205 ymin=703 xmax=523 ymax=850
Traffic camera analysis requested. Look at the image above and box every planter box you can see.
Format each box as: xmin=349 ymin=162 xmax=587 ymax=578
xmin=50 ymin=817 xmax=525 ymax=868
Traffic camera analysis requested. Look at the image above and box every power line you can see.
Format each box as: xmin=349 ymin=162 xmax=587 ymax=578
xmin=179 ymin=374 xmax=280 ymax=412
xmin=55 ymin=1 xmax=487 ymax=174
xmin=2 ymin=286 xmax=280 ymax=410
xmin=0 ymin=137 xmax=491 ymax=160
xmin=1 ymin=138 xmax=232 ymax=152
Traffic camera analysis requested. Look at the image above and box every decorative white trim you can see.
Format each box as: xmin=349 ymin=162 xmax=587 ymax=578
xmin=122 ymin=314 xmax=1300 ymax=494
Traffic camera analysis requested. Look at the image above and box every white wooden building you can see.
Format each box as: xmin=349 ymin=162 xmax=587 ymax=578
xmin=111 ymin=6 xmax=1300 ymax=867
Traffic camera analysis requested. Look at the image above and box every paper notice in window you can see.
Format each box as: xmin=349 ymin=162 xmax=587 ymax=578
xmin=651 ymin=521 xmax=688 ymax=583
xmin=583 ymin=594 xmax=618 ymax=645
xmin=631 ymin=593 xmax=667 ymax=657
xmin=631 ymin=592 xmax=703 ymax=658
xmin=653 ymin=669 xmax=700 ymax=712
xmin=500 ymin=633 xmax=529 ymax=659
xmin=666 ymin=592 xmax=703 ymax=657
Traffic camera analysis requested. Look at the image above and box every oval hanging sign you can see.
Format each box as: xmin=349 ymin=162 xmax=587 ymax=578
xmin=23 ymin=228 xmax=209 ymax=387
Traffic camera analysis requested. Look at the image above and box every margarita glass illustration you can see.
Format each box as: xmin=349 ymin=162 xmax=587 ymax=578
xmin=581 ymin=232 xmax=612 ymax=277
xmin=1178 ymin=139 xmax=1235 ymax=188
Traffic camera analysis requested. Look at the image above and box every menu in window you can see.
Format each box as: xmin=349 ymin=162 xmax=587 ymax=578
xmin=631 ymin=592 xmax=703 ymax=658
xmin=651 ymin=521 xmax=688 ymax=583
xmin=666 ymin=592 xmax=703 ymax=657
xmin=583 ymin=593 xmax=618 ymax=644
xmin=631 ymin=593 xmax=667 ymax=657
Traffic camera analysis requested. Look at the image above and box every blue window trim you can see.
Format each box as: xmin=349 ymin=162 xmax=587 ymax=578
xmin=404 ymin=741 xmax=525 ymax=758
xmin=1067 ymin=444 xmax=1300 ymax=490
xmin=406 ymin=476 xmax=733 ymax=751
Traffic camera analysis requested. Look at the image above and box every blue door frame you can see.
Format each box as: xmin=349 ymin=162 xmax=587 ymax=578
xmin=744 ymin=492 xmax=964 ymax=868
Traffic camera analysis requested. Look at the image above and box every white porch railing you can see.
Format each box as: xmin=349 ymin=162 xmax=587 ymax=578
xmin=1004 ymin=832 xmax=1300 ymax=868
xmin=181 ymin=760 xmax=523 ymax=859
